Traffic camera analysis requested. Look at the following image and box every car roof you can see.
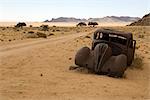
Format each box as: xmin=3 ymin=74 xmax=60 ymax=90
xmin=94 ymin=29 xmax=132 ymax=39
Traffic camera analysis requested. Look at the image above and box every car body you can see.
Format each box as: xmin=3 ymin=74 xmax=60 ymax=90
xmin=74 ymin=29 xmax=136 ymax=77
xmin=92 ymin=29 xmax=136 ymax=66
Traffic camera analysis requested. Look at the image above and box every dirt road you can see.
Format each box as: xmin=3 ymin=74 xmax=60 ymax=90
xmin=0 ymin=33 xmax=87 ymax=56
xmin=0 ymin=32 xmax=149 ymax=100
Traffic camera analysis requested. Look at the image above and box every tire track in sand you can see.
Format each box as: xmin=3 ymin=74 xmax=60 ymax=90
xmin=0 ymin=33 xmax=87 ymax=56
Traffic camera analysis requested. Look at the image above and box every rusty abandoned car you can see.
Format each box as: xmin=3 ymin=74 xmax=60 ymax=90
xmin=74 ymin=29 xmax=136 ymax=77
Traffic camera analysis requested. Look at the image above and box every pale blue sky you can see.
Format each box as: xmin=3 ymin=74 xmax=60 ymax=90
xmin=0 ymin=0 xmax=149 ymax=21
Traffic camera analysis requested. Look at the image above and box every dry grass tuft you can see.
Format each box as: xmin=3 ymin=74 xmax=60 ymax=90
xmin=48 ymin=33 xmax=54 ymax=36
xmin=130 ymin=54 xmax=143 ymax=70
xmin=36 ymin=32 xmax=47 ymax=38
xmin=26 ymin=34 xmax=38 ymax=38
xmin=28 ymin=31 xmax=35 ymax=34
xmin=85 ymin=35 xmax=91 ymax=38
xmin=138 ymin=34 xmax=144 ymax=38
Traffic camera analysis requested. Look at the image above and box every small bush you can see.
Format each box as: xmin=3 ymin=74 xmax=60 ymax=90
xmin=48 ymin=33 xmax=54 ymax=36
xmin=40 ymin=25 xmax=49 ymax=31
xmin=28 ymin=31 xmax=34 ymax=34
xmin=56 ymin=29 xmax=60 ymax=31
xmin=85 ymin=35 xmax=91 ymax=38
xmin=138 ymin=34 xmax=144 ymax=38
xmin=76 ymin=30 xmax=80 ymax=33
xmin=26 ymin=34 xmax=38 ymax=38
xmin=15 ymin=22 xmax=26 ymax=28
xmin=36 ymin=32 xmax=47 ymax=38
xmin=135 ymin=45 xmax=140 ymax=49
xmin=2 ymin=28 xmax=5 ymax=30
xmin=0 ymin=39 xmax=4 ymax=41
xmin=130 ymin=54 xmax=143 ymax=70
xmin=76 ymin=22 xmax=87 ymax=27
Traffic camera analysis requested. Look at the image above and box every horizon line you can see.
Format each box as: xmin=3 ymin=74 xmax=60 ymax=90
xmin=0 ymin=15 xmax=142 ymax=22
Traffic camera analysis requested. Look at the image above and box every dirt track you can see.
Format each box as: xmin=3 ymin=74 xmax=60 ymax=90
xmin=0 ymin=33 xmax=87 ymax=56
xmin=0 ymin=32 xmax=150 ymax=100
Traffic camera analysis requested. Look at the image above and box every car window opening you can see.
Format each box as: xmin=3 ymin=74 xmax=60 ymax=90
xmin=95 ymin=33 xmax=128 ymax=45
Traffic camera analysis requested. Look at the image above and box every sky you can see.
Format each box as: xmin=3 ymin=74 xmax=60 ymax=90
xmin=0 ymin=0 xmax=149 ymax=22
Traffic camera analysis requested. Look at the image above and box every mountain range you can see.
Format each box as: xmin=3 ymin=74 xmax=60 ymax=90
xmin=44 ymin=16 xmax=140 ymax=23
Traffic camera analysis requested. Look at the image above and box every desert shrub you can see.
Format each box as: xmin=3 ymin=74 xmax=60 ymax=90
xmin=40 ymin=25 xmax=49 ymax=31
xmin=26 ymin=32 xmax=47 ymax=38
xmin=138 ymin=34 xmax=144 ymax=38
xmin=53 ymin=25 xmax=56 ymax=27
xmin=135 ymin=45 xmax=140 ymax=49
xmin=15 ymin=22 xmax=26 ymax=28
xmin=29 ymin=25 xmax=33 ymax=27
xmin=76 ymin=22 xmax=87 ymax=27
xmin=28 ymin=31 xmax=34 ymax=34
xmin=85 ymin=35 xmax=91 ymax=38
xmin=0 ymin=39 xmax=4 ymax=41
xmin=76 ymin=30 xmax=80 ymax=33
xmin=56 ymin=29 xmax=60 ymax=31
xmin=48 ymin=33 xmax=54 ymax=36
xmin=36 ymin=32 xmax=47 ymax=38
xmin=2 ymin=28 xmax=5 ymax=30
xmin=26 ymin=34 xmax=38 ymax=38
xmin=130 ymin=54 xmax=143 ymax=69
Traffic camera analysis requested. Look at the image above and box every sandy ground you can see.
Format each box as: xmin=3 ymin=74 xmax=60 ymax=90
xmin=0 ymin=26 xmax=150 ymax=100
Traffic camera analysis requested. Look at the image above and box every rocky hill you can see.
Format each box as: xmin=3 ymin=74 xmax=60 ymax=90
xmin=44 ymin=17 xmax=86 ymax=22
xmin=44 ymin=16 xmax=140 ymax=23
xmin=88 ymin=16 xmax=140 ymax=23
xmin=128 ymin=13 xmax=150 ymax=26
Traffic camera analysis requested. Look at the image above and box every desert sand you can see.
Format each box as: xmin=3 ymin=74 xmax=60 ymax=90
xmin=0 ymin=26 xmax=150 ymax=100
xmin=0 ymin=22 xmax=131 ymax=27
